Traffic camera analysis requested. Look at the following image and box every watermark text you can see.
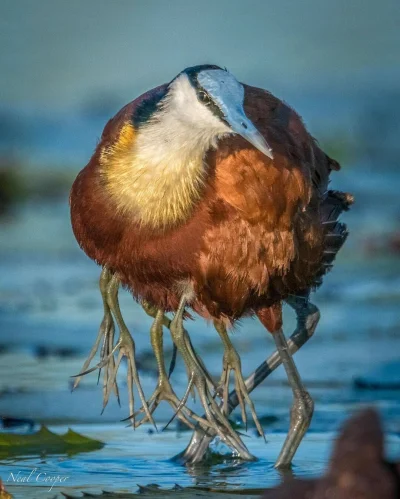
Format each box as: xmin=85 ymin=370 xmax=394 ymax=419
xmin=7 ymin=468 xmax=70 ymax=491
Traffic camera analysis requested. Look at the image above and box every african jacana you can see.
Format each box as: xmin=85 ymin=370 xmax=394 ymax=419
xmin=70 ymin=64 xmax=352 ymax=467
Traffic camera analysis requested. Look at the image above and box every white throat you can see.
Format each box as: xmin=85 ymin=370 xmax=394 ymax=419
xmin=135 ymin=74 xmax=230 ymax=168
xmin=105 ymin=74 xmax=231 ymax=229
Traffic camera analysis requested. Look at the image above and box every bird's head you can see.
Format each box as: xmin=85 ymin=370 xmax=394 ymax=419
xmin=162 ymin=64 xmax=273 ymax=159
xmin=104 ymin=65 xmax=275 ymax=228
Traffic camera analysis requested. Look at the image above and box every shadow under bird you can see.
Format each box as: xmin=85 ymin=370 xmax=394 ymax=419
xmin=69 ymin=64 xmax=353 ymax=467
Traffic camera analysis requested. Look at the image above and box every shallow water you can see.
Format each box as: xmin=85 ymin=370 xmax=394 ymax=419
xmin=1 ymin=162 xmax=400 ymax=498
xmin=2 ymin=424 xmax=400 ymax=499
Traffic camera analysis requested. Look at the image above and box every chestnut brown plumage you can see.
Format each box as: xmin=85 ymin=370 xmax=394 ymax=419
xmin=72 ymin=86 xmax=340 ymax=316
xmin=70 ymin=65 xmax=353 ymax=467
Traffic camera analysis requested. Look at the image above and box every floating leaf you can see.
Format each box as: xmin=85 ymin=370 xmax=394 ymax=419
xmin=0 ymin=426 xmax=104 ymax=458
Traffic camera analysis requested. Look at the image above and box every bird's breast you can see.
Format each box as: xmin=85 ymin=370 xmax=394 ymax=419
xmin=99 ymin=119 xmax=214 ymax=230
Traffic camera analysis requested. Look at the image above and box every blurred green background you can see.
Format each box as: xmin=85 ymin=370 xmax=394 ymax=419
xmin=0 ymin=1 xmax=400 ymax=497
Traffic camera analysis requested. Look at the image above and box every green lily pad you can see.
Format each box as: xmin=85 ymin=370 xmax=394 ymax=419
xmin=0 ymin=426 xmax=104 ymax=458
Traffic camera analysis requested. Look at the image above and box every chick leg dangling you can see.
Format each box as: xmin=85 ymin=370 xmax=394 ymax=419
xmin=72 ymin=267 xmax=120 ymax=409
xmin=125 ymin=307 xmax=214 ymax=430
xmin=104 ymin=274 xmax=157 ymax=428
xmin=214 ymin=320 xmax=265 ymax=439
xmin=168 ymin=293 xmax=250 ymax=455
xmin=72 ymin=270 xmax=156 ymax=429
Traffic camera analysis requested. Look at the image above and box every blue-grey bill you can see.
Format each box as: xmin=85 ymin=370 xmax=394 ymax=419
xmin=228 ymin=116 xmax=274 ymax=160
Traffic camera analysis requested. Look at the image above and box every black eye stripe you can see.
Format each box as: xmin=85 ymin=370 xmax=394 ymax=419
xmin=183 ymin=68 xmax=230 ymax=127
xmin=204 ymin=95 xmax=229 ymax=126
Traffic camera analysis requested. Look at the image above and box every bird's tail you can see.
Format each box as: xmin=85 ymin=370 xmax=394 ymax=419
xmin=314 ymin=190 xmax=354 ymax=287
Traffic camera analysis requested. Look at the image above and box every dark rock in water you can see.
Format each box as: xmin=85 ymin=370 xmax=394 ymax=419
xmin=354 ymin=360 xmax=400 ymax=390
xmin=0 ymin=416 xmax=35 ymax=431
xmin=263 ymin=409 xmax=400 ymax=499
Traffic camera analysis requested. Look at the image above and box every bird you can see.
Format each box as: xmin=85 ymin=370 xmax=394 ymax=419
xmin=263 ymin=409 xmax=400 ymax=499
xmin=70 ymin=64 xmax=353 ymax=467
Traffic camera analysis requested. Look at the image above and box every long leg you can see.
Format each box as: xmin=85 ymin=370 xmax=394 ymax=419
xmin=141 ymin=301 xmax=178 ymax=379
xmin=272 ymin=327 xmax=314 ymax=468
xmin=174 ymin=296 xmax=320 ymax=465
xmin=169 ymin=293 xmax=252 ymax=457
xmin=142 ymin=300 xmax=213 ymax=390
xmin=105 ymin=274 xmax=157 ymax=429
xmin=128 ymin=309 xmax=211 ymax=430
xmin=214 ymin=320 xmax=264 ymax=438
xmin=73 ymin=270 xmax=175 ymax=418
xmin=74 ymin=274 xmax=158 ymax=426
xmin=72 ymin=267 xmax=116 ymax=399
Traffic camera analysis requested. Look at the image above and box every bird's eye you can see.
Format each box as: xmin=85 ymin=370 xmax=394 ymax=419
xmin=241 ymin=121 xmax=248 ymax=129
xmin=198 ymin=91 xmax=210 ymax=104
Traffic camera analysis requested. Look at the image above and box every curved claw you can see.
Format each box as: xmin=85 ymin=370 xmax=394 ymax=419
xmin=162 ymin=377 xmax=194 ymax=431
xmin=97 ymin=329 xmax=110 ymax=385
xmin=126 ymin=349 xmax=158 ymax=431
xmin=183 ymin=333 xmax=216 ymax=392
xmin=71 ymin=314 xmax=113 ymax=392
xmin=192 ymin=371 xmax=248 ymax=454
xmin=101 ymin=350 xmax=123 ymax=414
xmin=217 ymin=353 xmax=265 ymax=440
xmin=72 ymin=269 xmax=154 ymax=430
xmin=122 ymin=376 xmax=214 ymax=433
xmin=105 ymin=323 xmax=120 ymax=407
xmin=126 ymin=361 xmax=137 ymax=429
xmin=70 ymin=342 xmax=121 ymax=378
xmin=167 ymin=297 xmax=247 ymax=454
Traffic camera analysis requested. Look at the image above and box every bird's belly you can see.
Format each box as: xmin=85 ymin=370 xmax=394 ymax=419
xmin=78 ymin=189 xmax=323 ymax=319
xmin=113 ymin=218 xmax=208 ymax=312
xmin=117 ymin=260 xmax=192 ymax=312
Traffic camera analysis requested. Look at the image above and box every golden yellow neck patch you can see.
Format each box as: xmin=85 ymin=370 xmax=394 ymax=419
xmin=99 ymin=123 xmax=208 ymax=229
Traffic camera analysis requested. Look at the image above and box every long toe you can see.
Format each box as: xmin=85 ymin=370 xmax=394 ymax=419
xmin=124 ymin=345 xmax=158 ymax=431
xmin=191 ymin=368 xmax=249 ymax=455
xmin=234 ymin=370 xmax=265 ymax=439
xmin=131 ymin=377 xmax=212 ymax=432
xmin=71 ymin=313 xmax=114 ymax=391
xmin=101 ymin=350 xmax=123 ymax=413
xmin=219 ymin=347 xmax=265 ymax=439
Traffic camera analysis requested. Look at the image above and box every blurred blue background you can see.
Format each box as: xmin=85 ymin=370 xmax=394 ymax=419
xmin=0 ymin=1 xmax=399 ymax=497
